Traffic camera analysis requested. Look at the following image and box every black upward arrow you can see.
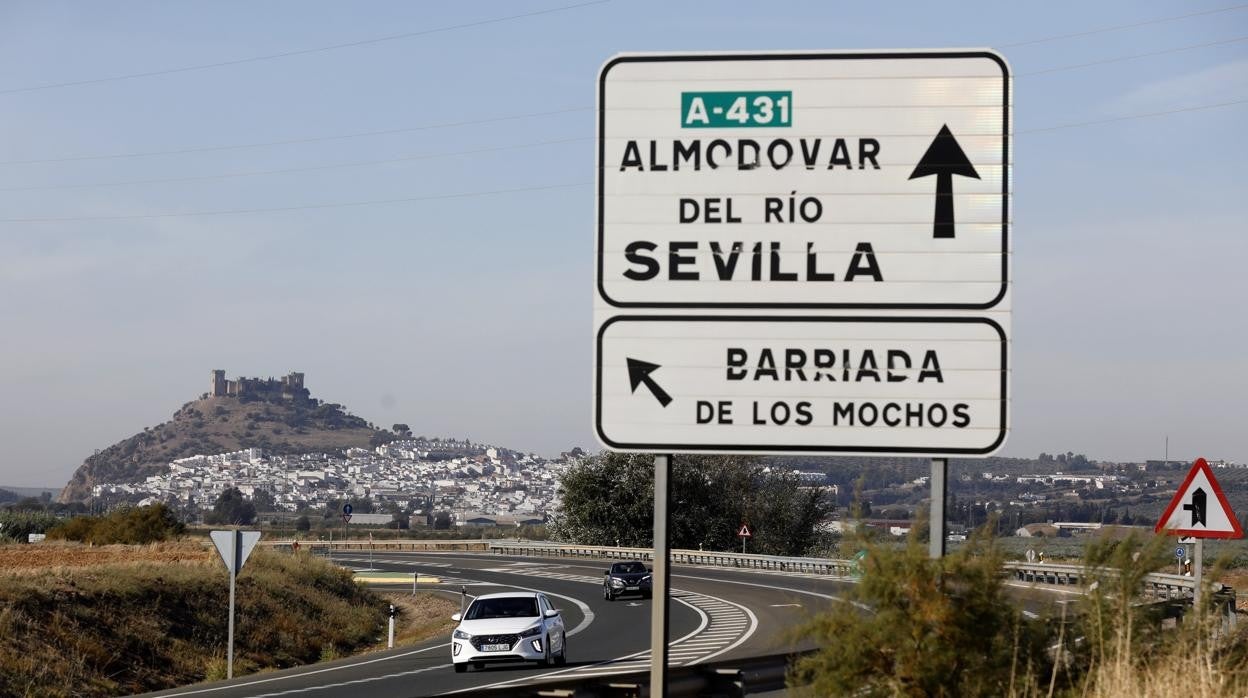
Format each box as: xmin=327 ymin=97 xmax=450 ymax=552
xmin=627 ymin=358 xmax=672 ymax=407
xmin=909 ymin=124 xmax=980 ymax=239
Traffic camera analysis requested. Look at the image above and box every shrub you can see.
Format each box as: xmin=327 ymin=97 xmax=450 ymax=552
xmin=789 ymin=520 xmax=1054 ymax=697
xmin=0 ymin=511 xmax=62 ymax=542
xmin=47 ymin=504 xmax=185 ymax=545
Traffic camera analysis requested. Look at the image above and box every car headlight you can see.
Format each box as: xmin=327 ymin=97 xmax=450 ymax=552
xmin=610 ymin=577 xmax=625 ymax=588
xmin=518 ymin=624 xmax=543 ymax=638
xmin=453 ymin=629 xmax=471 ymax=640
xmin=641 ymin=575 xmax=652 ymax=583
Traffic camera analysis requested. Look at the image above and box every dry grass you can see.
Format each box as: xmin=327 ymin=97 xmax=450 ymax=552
xmin=0 ymin=541 xmax=211 ymax=573
xmin=377 ymin=592 xmax=459 ymax=647
xmin=0 ymin=544 xmax=388 ymax=697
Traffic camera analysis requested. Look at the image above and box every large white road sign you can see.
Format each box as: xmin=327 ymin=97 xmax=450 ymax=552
xmin=597 ymin=51 xmax=1011 ymax=310
xmin=596 ymin=316 xmax=1007 ymax=454
xmin=593 ymin=50 xmax=1012 ymax=456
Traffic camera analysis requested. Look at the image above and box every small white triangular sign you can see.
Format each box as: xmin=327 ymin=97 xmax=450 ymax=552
xmin=1154 ymin=458 xmax=1243 ymax=539
xmin=738 ymin=523 xmax=752 ymax=538
xmin=211 ymin=530 xmax=263 ymax=574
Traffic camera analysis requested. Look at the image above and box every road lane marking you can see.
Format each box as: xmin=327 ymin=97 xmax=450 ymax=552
xmin=147 ymin=643 xmax=449 ymax=696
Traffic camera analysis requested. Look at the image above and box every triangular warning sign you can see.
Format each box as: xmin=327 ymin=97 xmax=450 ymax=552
xmin=1154 ymin=458 xmax=1243 ymax=539
xmin=211 ymin=530 xmax=263 ymax=574
xmin=738 ymin=524 xmax=752 ymax=538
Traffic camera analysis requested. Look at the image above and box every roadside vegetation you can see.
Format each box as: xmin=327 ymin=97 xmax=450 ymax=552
xmin=789 ymin=521 xmax=1248 ymax=697
xmin=0 ymin=543 xmax=391 ymax=697
xmin=550 ymin=453 xmax=833 ymax=555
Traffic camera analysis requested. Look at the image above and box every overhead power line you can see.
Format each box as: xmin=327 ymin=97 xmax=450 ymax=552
xmin=2 ymin=98 xmax=1243 ymax=224
xmin=3 ymin=6 xmax=1241 ymax=167
xmin=0 ymin=0 xmax=609 ymax=96
xmin=0 ymin=137 xmax=590 ymax=192
xmin=1017 ymin=97 xmax=1248 ymax=133
xmin=0 ymin=182 xmax=589 ymax=223
xmin=1020 ymin=35 xmax=1248 ymax=76
xmin=999 ymin=2 xmax=1248 ymax=48
xmin=0 ymin=107 xmax=590 ymax=165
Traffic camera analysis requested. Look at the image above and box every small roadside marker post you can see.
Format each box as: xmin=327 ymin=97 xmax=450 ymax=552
xmin=387 ymin=604 xmax=396 ymax=649
xmin=210 ymin=530 xmax=261 ymax=680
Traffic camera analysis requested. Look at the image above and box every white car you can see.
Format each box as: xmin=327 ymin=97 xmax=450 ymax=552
xmin=450 ymin=591 xmax=567 ymax=672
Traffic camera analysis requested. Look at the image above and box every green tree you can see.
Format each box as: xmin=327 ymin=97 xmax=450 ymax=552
xmin=250 ymin=489 xmax=278 ymax=512
xmin=549 ymin=453 xmax=833 ymax=555
xmin=205 ymin=487 xmax=257 ymax=526
xmin=432 ymin=511 xmax=452 ymax=530
xmin=295 ymin=515 xmax=311 ymax=532
xmin=392 ymin=423 xmax=411 ymax=436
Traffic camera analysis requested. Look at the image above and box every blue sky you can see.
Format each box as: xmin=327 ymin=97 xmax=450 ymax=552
xmin=1 ymin=1 xmax=1245 ymax=486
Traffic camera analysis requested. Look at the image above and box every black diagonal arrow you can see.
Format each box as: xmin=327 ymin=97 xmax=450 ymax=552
xmin=627 ymin=358 xmax=672 ymax=407
xmin=909 ymin=124 xmax=980 ymax=239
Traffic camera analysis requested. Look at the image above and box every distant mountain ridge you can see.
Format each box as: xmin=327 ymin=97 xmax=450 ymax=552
xmin=0 ymin=486 xmax=61 ymax=500
xmin=58 ymin=371 xmax=390 ymax=502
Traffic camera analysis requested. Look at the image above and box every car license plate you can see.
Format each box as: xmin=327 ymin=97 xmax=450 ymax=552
xmin=626 ymin=586 xmax=639 ymax=590
xmin=481 ymin=643 xmax=509 ymax=652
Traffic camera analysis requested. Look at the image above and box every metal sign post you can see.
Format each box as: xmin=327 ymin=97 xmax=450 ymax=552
xmin=209 ymin=530 xmax=260 ymax=680
xmin=1194 ymin=538 xmax=1204 ymax=609
xmin=650 ymin=454 xmax=672 ymax=696
xmin=929 ymin=458 xmax=948 ymax=559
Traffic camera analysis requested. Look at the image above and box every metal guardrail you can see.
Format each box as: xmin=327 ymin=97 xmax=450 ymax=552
xmin=488 ymin=542 xmax=858 ymax=576
xmin=488 ymin=543 xmax=1232 ymax=603
xmin=1002 ymin=561 xmax=1207 ymax=599
xmin=263 ymin=539 xmax=490 ymax=553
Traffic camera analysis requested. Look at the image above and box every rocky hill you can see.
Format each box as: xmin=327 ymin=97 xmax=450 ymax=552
xmin=59 ymin=390 xmax=389 ymax=502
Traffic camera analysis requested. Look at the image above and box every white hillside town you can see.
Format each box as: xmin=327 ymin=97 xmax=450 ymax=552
xmin=90 ymin=438 xmax=590 ymax=527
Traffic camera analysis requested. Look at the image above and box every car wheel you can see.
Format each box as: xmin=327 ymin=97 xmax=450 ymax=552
xmin=642 ymin=591 xmax=652 ymax=599
xmin=454 ymin=662 xmax=467 ymax=673
xmin=554 ymin=633 xmax=567 ymax=666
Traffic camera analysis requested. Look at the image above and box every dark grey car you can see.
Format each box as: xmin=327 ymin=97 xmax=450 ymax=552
xmin=603 ymin=560 xmax=652 ymax=601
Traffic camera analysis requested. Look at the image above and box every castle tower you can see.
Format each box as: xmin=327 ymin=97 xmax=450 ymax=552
xmin=211 ymin=369 xmax=227 ymax=397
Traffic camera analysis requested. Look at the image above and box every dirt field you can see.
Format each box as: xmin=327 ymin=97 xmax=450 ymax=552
xmin=0 ymin=541 xmax=212 ymax=572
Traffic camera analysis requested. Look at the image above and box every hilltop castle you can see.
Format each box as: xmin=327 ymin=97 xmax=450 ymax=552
xmin=211 ymin=369 xmax=307 ymax=399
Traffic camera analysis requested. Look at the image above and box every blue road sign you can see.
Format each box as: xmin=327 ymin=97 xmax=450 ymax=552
xmin=1176 ymin=546 xmax=1185 ymax=559
xmin=343 ymin=503 xmax=353 ymax=515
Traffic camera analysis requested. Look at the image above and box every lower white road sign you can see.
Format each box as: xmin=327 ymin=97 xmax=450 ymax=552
xmin=595 ymin=315 xmax=1007 ymax=454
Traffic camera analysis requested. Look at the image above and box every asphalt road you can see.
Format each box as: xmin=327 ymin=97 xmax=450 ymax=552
xmin=137 ymin=551 xmax=855 ymax=698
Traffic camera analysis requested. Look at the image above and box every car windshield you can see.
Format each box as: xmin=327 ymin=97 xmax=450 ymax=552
xmin=465 ymin=596 xmax=539 ymax=620
xmin=612 ymin=562 xmax=646 ymax=574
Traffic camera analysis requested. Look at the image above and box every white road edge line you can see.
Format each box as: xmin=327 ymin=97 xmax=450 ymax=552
xmin=147 ymin=643 xmax=450 ymax=697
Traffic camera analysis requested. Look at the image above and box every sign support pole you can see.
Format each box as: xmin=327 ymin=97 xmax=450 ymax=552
xmin=929 ymin=458 xmax=947 ymax=559
xmin=227 ymin=530 xmax=239 ymax=680
xmin=1194 ymin=538 xmax=1204 ymax=610
xmin=650 ymin=454 xmax=671 ymax=697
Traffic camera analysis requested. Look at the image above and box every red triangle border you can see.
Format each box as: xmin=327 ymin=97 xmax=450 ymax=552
xmin=1154 ymin=458 xmax=1244 ymax=539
